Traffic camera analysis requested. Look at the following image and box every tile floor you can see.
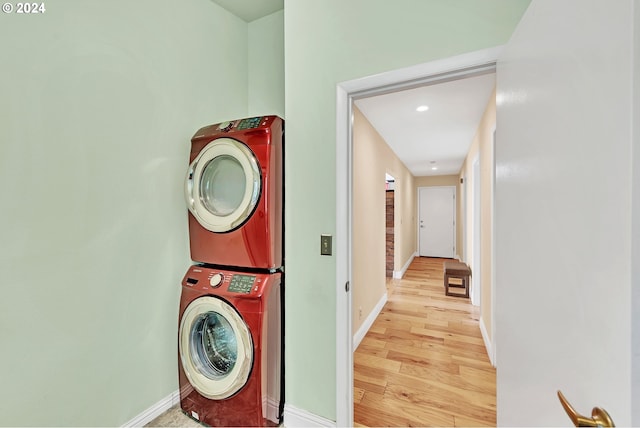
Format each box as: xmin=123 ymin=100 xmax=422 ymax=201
xmin=145 ymin=405 xmax=202 ymax=427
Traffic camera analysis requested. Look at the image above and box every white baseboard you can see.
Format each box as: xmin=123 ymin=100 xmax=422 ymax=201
xmin=353 ymin=292 xmax=387 ymax=350
xmin=479 ymin=316 xmax=496 ymax=367
xmin=122 ymin=390 xmax=180 ymax=427
xmin=283 ymin=403 xmax=336 ymax=427
xmin=393 ymin=251 xmax=417 ymax=279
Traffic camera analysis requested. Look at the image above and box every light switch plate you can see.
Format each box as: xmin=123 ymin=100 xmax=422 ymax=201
xmin=320 ymin=234 xmax=332 ymax=256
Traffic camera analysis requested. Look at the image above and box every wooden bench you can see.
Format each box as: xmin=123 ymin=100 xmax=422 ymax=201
xmin=443 ymin=261 xmax=471 ymax=298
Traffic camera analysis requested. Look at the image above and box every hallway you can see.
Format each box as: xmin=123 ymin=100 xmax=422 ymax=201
xmin=354 ymin=257 xmax=495 ymax=427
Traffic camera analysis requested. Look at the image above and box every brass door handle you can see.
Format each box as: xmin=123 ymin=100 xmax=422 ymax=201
xmin=557 ymin=390 xmax=615 ymax=427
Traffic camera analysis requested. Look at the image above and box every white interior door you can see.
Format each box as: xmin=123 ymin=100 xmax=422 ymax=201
xmin=418 ymin=186 xmax=455 ymax=258
xmin=496 ymin=0 xmax=635 ymax=426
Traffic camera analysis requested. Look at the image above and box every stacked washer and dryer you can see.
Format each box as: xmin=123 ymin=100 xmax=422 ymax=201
xmin=178 ymin=116 xmax=284 ymax=427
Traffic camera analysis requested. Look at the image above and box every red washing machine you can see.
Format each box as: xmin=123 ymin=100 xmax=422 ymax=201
xmin=185 ymin=116 xmax=283 ymax=270
xmin=178 ymin=265 xmax=282 ymax=427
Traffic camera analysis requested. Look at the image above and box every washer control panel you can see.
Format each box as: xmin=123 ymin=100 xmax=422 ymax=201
xmin=227 ymin=274 xmax=256 ymax=294
xmin=183 ymin=266 xmax=273 ymax=296
xmin=205 ymin=272 xmax=255 ymax=293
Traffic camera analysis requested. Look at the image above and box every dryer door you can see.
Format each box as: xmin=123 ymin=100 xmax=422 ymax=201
xmin=185 ymin=138 xmax=261 ymax=233
xmin=179 ymin=296 xmax=253 ymax=399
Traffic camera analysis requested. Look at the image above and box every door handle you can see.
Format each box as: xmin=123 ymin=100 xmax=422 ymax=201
xmin=557 ymin=390 xmax=615 ymax=427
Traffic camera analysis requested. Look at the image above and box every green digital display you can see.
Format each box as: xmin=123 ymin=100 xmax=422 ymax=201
xmin=236 ymin=117 xmax=263 ymax=130
xmin=228 ymin=274 xmax=256 ymax=294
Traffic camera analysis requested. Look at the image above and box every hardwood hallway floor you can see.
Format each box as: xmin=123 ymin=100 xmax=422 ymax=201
xmin=354 ymin=257 xmax=496 ymax=427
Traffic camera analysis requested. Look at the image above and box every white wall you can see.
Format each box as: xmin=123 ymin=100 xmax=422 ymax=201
xmin=0 ymin=1 xmax=248 ymax=425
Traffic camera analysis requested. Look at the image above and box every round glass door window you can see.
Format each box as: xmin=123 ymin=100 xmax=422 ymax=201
xmin=200 ymin=155 xmax=246 ymax=217
xmin=179 ymin=296 xmax=253 ymax=399
xmin=190 ymin=312 xmax=238 ymax=379
xmin=185 ymin=138 xmax=261 ymax=233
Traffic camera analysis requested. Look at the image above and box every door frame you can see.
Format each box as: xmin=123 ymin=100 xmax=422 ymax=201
xmin=417 ymin=186 xmax=456 ymax=258
xmin=490 ymin=126 xmax=497 ymax=365
xmin=471 ymin=155 xmax=481 ymax=306
xmin=461 ymin=172 xmax=466 ymax=262
xmin=335 ymin=46 xmax=503 ymax=427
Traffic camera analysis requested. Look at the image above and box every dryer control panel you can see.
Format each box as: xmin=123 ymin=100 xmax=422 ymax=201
xmin=236 ymin=117 xmax=263 ymax=130
xmin=191 ymin=116 xmax=278 ymax=142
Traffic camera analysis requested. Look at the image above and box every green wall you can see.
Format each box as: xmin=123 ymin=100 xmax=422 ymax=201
xmin=249 ymin=10 xmax=285 ymax=118
xmin=283 ymin=0 xmax=530 ymax=420
xmin=0 ymin=1 xmax=249 ymax=425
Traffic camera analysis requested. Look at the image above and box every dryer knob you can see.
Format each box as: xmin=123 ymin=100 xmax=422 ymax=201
xmin=209 ymin=273 xmax=223 ymax=288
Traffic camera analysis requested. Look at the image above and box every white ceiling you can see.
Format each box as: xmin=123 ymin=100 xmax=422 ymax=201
xmin=355 ymin=73 xmax=496 ymax=177
xmin=211 ymin=0 xmax=283 ymax=22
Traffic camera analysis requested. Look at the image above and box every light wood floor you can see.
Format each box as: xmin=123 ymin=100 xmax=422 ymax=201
xmin=354 ymin=257 xmax=496 ymax=427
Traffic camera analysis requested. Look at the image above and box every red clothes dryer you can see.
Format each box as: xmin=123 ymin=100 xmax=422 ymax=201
xmin=185 ymin=116 xmax=283 ymax=270
xmin=178 ymin=265 xmax=282 ymax=427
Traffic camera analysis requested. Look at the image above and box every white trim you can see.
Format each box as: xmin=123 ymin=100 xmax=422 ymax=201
xmin=632 ymin=7 xmax=640 ymax=425
xmin=335 ymin=84 xmax=353 ymax=428
xmin=490 ymin=125 xmax=497 ymax=368
xmin=392 ymin=251 xmax=417 ymax=279
xmin=284 ymin=403 xmax=336 ymax=428
xmin=336 ymin=46 xmax=504 ymax=428
xmin=121 ymin=390 xmax=180 ymax=427
xmin=479 ymin=316 xmax=496 ymax=367
xmin=337 ymin=47 xmax=503 ymax=96
xmin=353 ymin=292 xmax=388 ymax=350
xmin=455 ymin=254 xmax=461 ymax=261
xmin=471 ymin=156 xmax=481 ymax=307
xmin=461 ymin=172 xmax=468 ymax=264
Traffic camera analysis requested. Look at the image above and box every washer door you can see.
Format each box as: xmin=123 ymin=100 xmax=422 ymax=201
xmin=185 ymin=138 xmax=261 ymax=233
xmin=179 ymin=296 xmax=253 ymax=399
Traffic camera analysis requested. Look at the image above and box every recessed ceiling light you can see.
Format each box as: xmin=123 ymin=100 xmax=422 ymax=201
xmin=432 ymin=166 xmax=438 ymax=171
xmin=416 ymin=105 xmax=429 ymax=112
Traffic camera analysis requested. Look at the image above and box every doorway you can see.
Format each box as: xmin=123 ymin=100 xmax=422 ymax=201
xmin=335 ymin=47 xmax=502 ymax=426
xmin=385 ymin=174 xmax=395 ymax=278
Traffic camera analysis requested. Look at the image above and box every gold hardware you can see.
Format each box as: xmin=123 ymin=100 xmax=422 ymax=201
xmin=557 ymin=390 xmax=615 ymax=427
